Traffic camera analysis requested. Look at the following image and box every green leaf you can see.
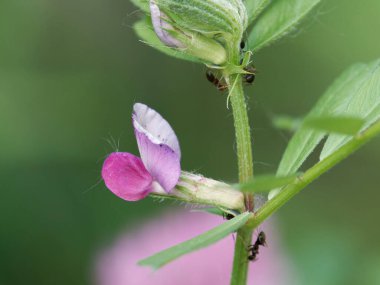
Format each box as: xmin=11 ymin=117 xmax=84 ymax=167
xmin=277 ymin=59 xmax=380 ymax=178
xmin=130 ymin=0 xmax=150 ymax=13
xmin=303 ymin=116 xmax=365 ymax=135
xmin=138 ymin=212 xmax=251 ymax=269
xmin=277 ymin=63 xmax=365 ymax=176
xmin=133 ymin=18 xmax=199 ymax=63
xmin=272 ymin=115 xmax=302 ymax=132
xmin=247 ymin=0 xmax=321 ymax=52
xmin=245 ymin=0 xmax=271 ymax=25
xmin=320 ymin=60 xmax=380 ymax=159
xmin=196 ymin=208 xmax=225 ymax=216
xmin=237 ymin=173 xmax=299 ymax=193
xmin=194 ymin=208 xmax=240 ymax=218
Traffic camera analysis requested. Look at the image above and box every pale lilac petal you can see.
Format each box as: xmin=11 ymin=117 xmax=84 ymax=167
xmin=149 ymin=0 xmax=185 ymax=48
xmin=134 ymin=130 xmax=180 ymax=192
xmin=95 ymin=211 xmax=297 ymax=285
xmin=102 ymin=152 xmax=153 ymax=201
xmin=132 ymin=103 xmax=181 ymax=192
xmin=133 ymin=103 xmax=180 ymax=157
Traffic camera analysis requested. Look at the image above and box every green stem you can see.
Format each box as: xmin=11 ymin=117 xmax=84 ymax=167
xmin=227 ymin=74 xmax=254 ymax=209
xmin=230 ymin=226 xmax=253 ymax=285
xmin=225 ymin=73 xmax=254 ymax=285
xmin=247 ymin=119 xmax=380 ymax=230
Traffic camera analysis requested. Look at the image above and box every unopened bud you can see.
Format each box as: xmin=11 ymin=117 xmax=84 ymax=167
xmin=149 ymin=0 xmax=247 ymax=65
xmin=151 ymin=171 xmax=245 ymax=212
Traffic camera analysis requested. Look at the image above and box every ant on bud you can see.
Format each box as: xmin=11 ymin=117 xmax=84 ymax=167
xmin=206 ymin=42 xmax=256 ymax=91
xmin=206 ymin=70 xmax=228 ymax=91
xmin=248 ymin=231 xmax=267 ymax=261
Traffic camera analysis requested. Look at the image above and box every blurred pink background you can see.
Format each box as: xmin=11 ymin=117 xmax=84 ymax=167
xmin=95 ymin=210 xmax=297 ymax=285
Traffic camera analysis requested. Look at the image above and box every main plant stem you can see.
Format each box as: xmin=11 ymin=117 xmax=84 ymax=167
xmin=225 ymin=72 xmax=254 ymax=285
xmin=227 ymin=74 xmax=254 ymax=209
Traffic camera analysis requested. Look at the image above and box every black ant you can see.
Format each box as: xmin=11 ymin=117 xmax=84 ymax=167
xmin=248 ymin=231 xmax=267 ymax=261
xmin=240 ymin=40 xmax=246 ymax=50
xmin=243 ymin=65 xmax=256 ymax=85
xmin=206 ymin=70 xmax=228 ymax=91
xmin=223 ymin=212 xmax=235 ymax=220
xmin=238 ymin=55 xmax=257 ymax=85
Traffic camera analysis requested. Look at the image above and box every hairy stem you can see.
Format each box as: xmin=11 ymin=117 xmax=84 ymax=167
xmin=230 ymin=226 xmax=253 ymax=285
xmin=227 ymin=74 xmax=254 ymax=210
xmin=225 ymin=72 xmax=254 ymax=285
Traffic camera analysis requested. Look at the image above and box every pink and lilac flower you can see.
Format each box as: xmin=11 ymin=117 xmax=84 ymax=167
xmin=102 ymin=103 xmax=181 ymax=201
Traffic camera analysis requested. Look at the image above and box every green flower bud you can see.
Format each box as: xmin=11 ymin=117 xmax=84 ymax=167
xmin=149 ymin=0 xmax=247 ymax=65
xmin=151 ymin=171 xmax=245 ymax=212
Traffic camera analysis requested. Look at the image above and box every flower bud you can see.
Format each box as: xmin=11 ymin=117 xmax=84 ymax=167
xmin=151 ymin=171 xmax=245 ymax=212
xmin=149 ymin=0 xmax=247 ymax=65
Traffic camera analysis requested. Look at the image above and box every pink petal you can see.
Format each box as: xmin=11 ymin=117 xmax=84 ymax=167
xmin=134 ymin=131 xmax=181 ymax=192
xmin=102 ymin=152 xmax=153 ymax=201
xmin=133 ymin=103 xmax=181 ymax=192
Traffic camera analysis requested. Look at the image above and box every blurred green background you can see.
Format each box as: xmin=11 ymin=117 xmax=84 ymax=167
xmin=1 ymin=1 xmax=380 ymax=284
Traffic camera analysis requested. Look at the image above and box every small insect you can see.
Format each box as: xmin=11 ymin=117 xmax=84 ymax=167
xmin=223 ymin=212 xmax=235 ymax=220
xmin=206 ymin=70 xmax=228 ymax=91
xmin=248 ymin=231 xmax=267 ymax=261
xmin=240 ymin=40 xmax=246 ymax=50
xmin=243 ymin=65 xmax=257 ymax=85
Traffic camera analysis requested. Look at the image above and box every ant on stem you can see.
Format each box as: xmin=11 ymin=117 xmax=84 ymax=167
xmin=206 ymin=40 xmax=257 ymax=90
xmin=248 ymin=231 xmax=267 ymax=261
